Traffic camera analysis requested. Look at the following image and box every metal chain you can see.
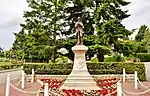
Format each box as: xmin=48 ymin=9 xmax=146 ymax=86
xmin=123 ymin=73 xmax=150 ymax=95
xmin=122 ymin=91 xmax=126 ymax=96
xmin=15 ymin=77 xmax=22 ymax=86
xmin=137 ymin=77 xmax=150 ymax=89
xmin=125 ymin=74 xmax=131 ymax=79
xmin=10 ymin=83 xmax=39 ymax=94
xmin=123 ymin=88 xmax=150 ymax=95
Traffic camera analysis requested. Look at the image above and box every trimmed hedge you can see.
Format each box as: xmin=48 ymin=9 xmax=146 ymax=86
xmin=0 ymin=59 xmax=24 ymax=65
xmin=0 ymin=64 xmax=22 ymax=70
xmin=137 ymin=53 xmax=150 ymax=62
xmin=87 ymin=62 xmax=146 ymax=81
xmin=23 ymin=62 xmax=146 ymax=81
xmin=23 ymin=63 xmax=73 ymax=75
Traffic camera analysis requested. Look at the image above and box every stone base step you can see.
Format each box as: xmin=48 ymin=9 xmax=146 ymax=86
xmin=71 ymin=70 xmax=90 ymax=73
xmin=66 ymin=75 xmax=94 ymax=79
xmin=63 ymin=82 xmax=98 ymax=87
xmin=60 ymin=86 xmax=100 ymax=90
xmin=65 ymin=78 xmax=95 ymax=82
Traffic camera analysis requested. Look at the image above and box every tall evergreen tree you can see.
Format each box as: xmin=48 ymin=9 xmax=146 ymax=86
xmin=62 ymin=0 xmax=131 ymax=61
xmin=13 ymin=0 xmax=67 ymax=62
xmin=135 ymin=25 xmax=149 ymax=42
xmin=94 ymin=0 xmax=132 ymax=61
xmin=13 ymin=0 xmax=132 ymax=62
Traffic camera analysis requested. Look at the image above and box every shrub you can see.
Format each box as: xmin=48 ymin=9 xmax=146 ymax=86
xmin=124 ymin=57 xmax=131 ymax=61
xmin=55 ymin=56 xmax=68 ymax=64
xmin=0 ymin=64 xmax=22 ymax=70
xmin=104 ymin=56 xmax=125 ymax=62
xmin=87 ymin=62 xmax=146 ymax=81
xmin=0 ymin=60 xmax=23 ymax=65
xmin=23 ymin=62 xmax=146 ymax=81
xmin=23 ymin=63 xmax=73 ymax=75
xmin=91 ymin=58 xmax=99 ymax=63
xmin=137 ymin=53 xmax=150 ymax=62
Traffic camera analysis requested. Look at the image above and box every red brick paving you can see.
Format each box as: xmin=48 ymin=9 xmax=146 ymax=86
xmin=0 ymin=79 xmax=41 ymax=96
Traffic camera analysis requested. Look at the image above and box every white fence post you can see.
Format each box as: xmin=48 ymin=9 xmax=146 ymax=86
xmin=117 ymin=81 xmax=122 ymax=96
xmin=21 ymin=69 xmax=25 ymax=89
xmin=31 ymin=69 xmax=35 ymax=83
xmin=134 ymin=71 xmax=138 ymax=89
xmin=5 ymin=74 xmax=11 ymax=96
xmin=44 ymin=83 xmax=49 ymax=96
xmin=123 ymin=68 xmax=126 ymax=82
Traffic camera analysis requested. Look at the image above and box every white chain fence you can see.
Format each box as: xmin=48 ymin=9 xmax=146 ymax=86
xmin=15 ymin=76 xmax=22 ymax=86
xmin=122 ymin=91 xmax=126 ymax=96
xmin=122 ymin=72 xmax=150 ymax=95
xmin=123 ymin=88 xmax=150 ymax=95
xmin=10 ymin=82 xmax=41 ymax=96
xmin=13 ymin=73 xmax=31 ymax=86
xmin=125 ymin=74 xmax=130 ymax=79
xmin=137 ymin=77 xmax=150 ymax=89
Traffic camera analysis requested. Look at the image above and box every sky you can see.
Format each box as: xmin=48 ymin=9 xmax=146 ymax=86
xmin=0 ymin=0 xmax=150 ymax=50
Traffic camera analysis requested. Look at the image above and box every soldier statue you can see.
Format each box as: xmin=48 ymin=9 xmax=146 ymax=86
xmin=75 ymin=17 xmax=84 ymax=45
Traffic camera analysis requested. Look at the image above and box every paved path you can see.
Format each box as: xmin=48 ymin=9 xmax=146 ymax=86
xmin=144 ymin=62 xmax=150 ymax=81
xmin=123 ymin=82 xmax=150 ymax=96
xmin=0 ymin=69 xmax=22 ymax=84
xmin=0 ymin=79 xmax=41 ymax=96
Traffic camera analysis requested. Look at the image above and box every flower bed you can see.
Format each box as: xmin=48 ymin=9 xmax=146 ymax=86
xmin=62 ymin=89 xmax=117 ymax=96
xmin=62 ymin=89 xmax=84 ymax=96
xmin=40 ymin=78 xmax=64 ymax=89
xmin=40 ymin=78 xmax=118 ymax=96
xmin=96 ymin=78 xmax=119 ymax=89
xmin=95 ymin=78 xmax=118 ymax=96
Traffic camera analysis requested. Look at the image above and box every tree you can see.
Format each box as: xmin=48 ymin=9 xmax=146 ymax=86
xmin=13 ymin=0 xmax=67 ymax=62
xmin=13 ymin=0 xmax=132 ymax=62
xmin=141 ymin=26 xmax=150 ymax=53
xmin=135 ymin=25 xmax=149 ymax=42
xmin=93 ymin=0 xmax=131 ymax=61
xmin=134 ymin=25 xmax=150 ymax=53
xmin=60 ymin=0 xmax=131 ymax=61
xmin=120 ymin=40 xmax=147 ymax=57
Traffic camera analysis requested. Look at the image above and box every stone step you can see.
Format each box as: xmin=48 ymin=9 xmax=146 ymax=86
xmin=68 ymin=74 xmax=93 ymax=78
xmin=63 ymin=82 xmax=99 ymax=88
xmin=65 ymin=78 xmax=96 ymax=82
xmin=60 ymin=86 xmax=101 ymax=90
xmin=70 ymin=70 xmax=90 ymax=74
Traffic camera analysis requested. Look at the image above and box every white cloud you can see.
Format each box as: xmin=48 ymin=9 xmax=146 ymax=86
xmin=0 ymin=0 xmax=28 ymax=50
xmin=122 ymin=0 xmax=150 ymax=39
xmin=122 ymin=0 xmax=150 ymax=30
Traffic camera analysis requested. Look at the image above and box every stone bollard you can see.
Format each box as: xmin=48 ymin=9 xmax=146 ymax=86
xmin=117 ymin=81 xmax=122 ymax=96
xmin=44 ymin=83 xmax=49 ymax=96
xmin=5 ymin=74 xmax=11 ymax=96
xmin=123 ymin=68 xmax=126 ymax=82
xmin=134 ymin=71 xmax=138 ymax=89
xmin=21 ymin=70 xmax=25 ymax=89
xmin=31 ymin=69 xmax=35 ymax=83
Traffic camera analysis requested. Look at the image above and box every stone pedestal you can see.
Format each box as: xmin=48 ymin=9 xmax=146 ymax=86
xmin=60 ymin=45 xmax=99 ymax=90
